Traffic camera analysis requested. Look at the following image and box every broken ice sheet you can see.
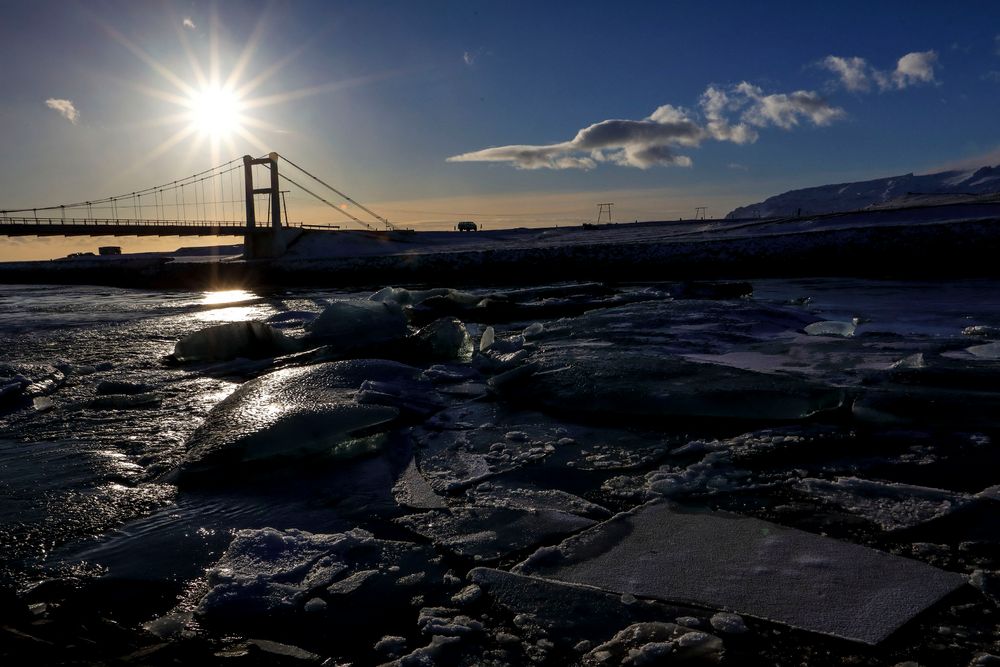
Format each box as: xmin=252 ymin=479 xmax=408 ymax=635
xmin=470 ymin=568 xmax=702 ymax=648
xmin=517 ymin=500 xmax=965 ymax=645
xmin=188 ymin=526 xmax=449 ymax=648
xmin=507 ymin=347 xmax=845 ymax=424
xmin=793 ymin=476 xmax=975 ymax=531
xmin=396 ymin=506 xmax=595 ymax=561
xmin=393 ymin=458 xmax=449 ymax=510
xmin=411 ymin=405 xmax=570 ymax=494
xmin=467 ymin=482 xmax=611 ymax=520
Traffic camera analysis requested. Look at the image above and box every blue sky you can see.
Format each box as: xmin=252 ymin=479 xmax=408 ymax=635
xmin=1 ymin=0 xmax=999 ymax=256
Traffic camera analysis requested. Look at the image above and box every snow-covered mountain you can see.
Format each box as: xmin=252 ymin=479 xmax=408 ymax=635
xmin=727 ymin=165 xmax=1000 ymax=219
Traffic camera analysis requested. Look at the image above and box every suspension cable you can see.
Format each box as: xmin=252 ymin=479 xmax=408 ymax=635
xmin=278 ymin=172 xmax=376 ymax=231
xmin=277 ymin=154 xmax=393 ymax=230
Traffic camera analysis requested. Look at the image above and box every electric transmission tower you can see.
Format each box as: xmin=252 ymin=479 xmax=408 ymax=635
xmin=596 ymin=203 xmax=614 ymax=224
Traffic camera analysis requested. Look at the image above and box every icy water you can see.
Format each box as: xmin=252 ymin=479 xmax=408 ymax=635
xmin=1 ymin=279 xmax=999 ymax=666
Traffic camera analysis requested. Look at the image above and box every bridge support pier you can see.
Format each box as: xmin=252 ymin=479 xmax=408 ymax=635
xmin=243 ymin=153 xmax=286 ymax=259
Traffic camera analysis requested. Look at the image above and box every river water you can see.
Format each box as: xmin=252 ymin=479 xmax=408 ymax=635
xmin=1 ymin=279 xmax=999 ymax=665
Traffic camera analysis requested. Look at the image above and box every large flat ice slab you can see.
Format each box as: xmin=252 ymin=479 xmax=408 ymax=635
xmin=517 ymin=500 xmax=966 ymax=645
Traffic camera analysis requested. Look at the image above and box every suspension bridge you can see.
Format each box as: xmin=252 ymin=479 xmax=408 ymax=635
xmin=0 ymin=152 xmax=395 ymax=258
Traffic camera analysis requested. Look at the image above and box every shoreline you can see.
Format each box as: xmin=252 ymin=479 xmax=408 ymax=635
xmin=1 ymin=205 xmax=999 ymax=289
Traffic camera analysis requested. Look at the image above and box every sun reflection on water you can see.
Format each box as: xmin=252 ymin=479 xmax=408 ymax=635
xmin=200 ymin=289 xmax=255 ymax=306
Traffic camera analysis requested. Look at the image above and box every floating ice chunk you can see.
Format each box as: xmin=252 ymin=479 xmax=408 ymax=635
xmin=967 ymin=342 xmax=1000 ymax=360
xmin=468 ymin=483 xmax=610 ymax=520
xmin=396 ymin=506 xmax=595 ymax=561
xmin=369 ymin=286 xmax=454 ymax=307
xmin=32 ymin=396 xmax=54 ymax=412
xmin=179 ymin=362 xmax=406 ymax=480
xmin=417 ymin=606 xmax=483 ymax=636
xmin=891 ymin=353 xmax=926 ymax=370
xmin=470 ymin=568 xmax=699 ymax=648
xmin=480 ymin=326 xmax=495 ymax=353
xmin=513 ymin=350 xmax=844 ymax=423
xmin=794 ymin=477 xmax=973 ymax=531
xmin=963 ymin=325 xmax=1000 ymax=339
xmin=407 ymin=317 xmax=474 ymax=361
xmin=388 ymin=635 xmax=461 ymax=666
xmin=523 ymin=322 xmax=544 ymax=338
xmin=173 ymin=321 xmax=300 ymax=362
xmin=646 ymin=451 xmax=749 ymax=499
xmin=375 ymin=635 xmax=408 ymax=657
xmin=804 ymin=320 xmax=856 ymax=337
xmin=709 ymin=612 xmax=748 ymax=635
xmin=393 ymin=459 xmax=449 ymax=510
xmin=306 ymin=299 xmax=408 ymax=349
xmin=245 ymin=639 xmax=322 ymax=663
xmin=85 ymin=392 xmax=162 ymax=410
xmin=190 ymin=526 xmax=448 ymax=645
xmin=421 ymin=364 xmax=480 ymax=383
xmin=583 ymin=622 xmax=723 ymax=665
xmin=195 ymin=527 xmax=370 ymax=620
xmin=518 ymin=500 xmax=965 ymax=644
xmin=450 ymin=584 xmax=482 ymax=606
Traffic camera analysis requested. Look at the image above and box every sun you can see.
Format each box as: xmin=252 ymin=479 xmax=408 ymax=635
xmin=187 ymin=86 xmax=244 ymax=138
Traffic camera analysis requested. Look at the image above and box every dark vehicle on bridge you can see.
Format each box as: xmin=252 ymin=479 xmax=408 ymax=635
xmin=456 ymin=221 xmax=478 ymax=231
xmin=98 ymin=246 xmax=122 ymax=256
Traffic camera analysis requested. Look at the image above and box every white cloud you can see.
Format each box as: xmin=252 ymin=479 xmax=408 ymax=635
xmin=463 ymin=51 xmax=475 ymax=66
xmin=890 ymin=50 xmax=938 ymax=88
xmin=735 ymin=83 xmax=844 ymax=129
xmin=728 ymin=162 xmax=749 ymax=171
xmin=448 ymin=81 xmax=841 ymax=170
xmin=182 ymin=17 xmax=196 ymax=30
xmin=45 ymin=98 xmax=79 ymax=124
xmin=822 ymin=55 xmax=871 ymax=92
xmin=823 ymin=50 xmax=938 ymax=92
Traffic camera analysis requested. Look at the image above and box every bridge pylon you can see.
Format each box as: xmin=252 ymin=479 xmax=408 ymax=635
xmin=243 ymin=152 xmax=287 ymax=259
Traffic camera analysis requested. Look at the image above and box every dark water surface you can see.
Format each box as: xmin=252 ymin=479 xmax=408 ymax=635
xmin=1 ymin=280 xmax=999 ymax=665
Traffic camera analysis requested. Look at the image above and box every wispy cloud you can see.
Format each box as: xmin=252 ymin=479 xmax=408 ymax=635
xmin=448 ymin=82 xmax=842 ymax=170
xmin=822 ymin=50 xmax=939 ymax=92
xmin=45 ymin=98 xmax=79 ymax=124
xmin=182 ymin=17 xmax=196 ymax=30
xmin=462 ymin=48 xmax=487 ymax=67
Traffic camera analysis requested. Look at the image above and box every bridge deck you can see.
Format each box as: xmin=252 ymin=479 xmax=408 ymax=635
xmin=0 ymin=218 xmax=308 ymax=237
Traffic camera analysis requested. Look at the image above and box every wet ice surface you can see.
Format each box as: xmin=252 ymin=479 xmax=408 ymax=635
xmin=2 ymin=279 xmax=1000 ymax=665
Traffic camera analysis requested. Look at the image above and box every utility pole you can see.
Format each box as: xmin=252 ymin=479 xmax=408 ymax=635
xmin=695 ymin=206 xmax=707 ymax=220
xmin=597 ymin=202 xmax=614 ymax=224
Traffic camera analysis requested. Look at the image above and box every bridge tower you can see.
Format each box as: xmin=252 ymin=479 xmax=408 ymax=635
xmin=243 ymin=152 xmax=285 ymax=259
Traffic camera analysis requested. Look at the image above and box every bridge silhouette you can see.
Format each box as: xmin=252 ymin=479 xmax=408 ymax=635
xmin=0 ymin=152 xmax=394 ymax=258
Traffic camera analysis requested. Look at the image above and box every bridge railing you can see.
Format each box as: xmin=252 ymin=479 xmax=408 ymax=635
xmin=0 ymin=217 xmax=306 ymax=228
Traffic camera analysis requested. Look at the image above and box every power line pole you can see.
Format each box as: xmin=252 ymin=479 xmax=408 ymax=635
xmin=597 ymin=202 xmax=614 ymax=224
xmin=695 ymin=206 xmax=707 ymax=220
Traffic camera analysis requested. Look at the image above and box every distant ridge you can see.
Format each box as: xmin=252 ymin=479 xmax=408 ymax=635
xmin=727 ymin=165 xmax=1000 ymax=219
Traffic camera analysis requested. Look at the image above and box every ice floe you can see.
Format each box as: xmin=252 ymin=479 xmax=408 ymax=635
xmin=178 ymin=361 xmax=418 ymax=480
xmin=793 ymin=476 xmax=974 ymax=531
xmin=517 ymin=500 xmax=965 ymax=644
xmin=305 ymin=299 xmax=408 ymax=350
xmin=397 ymin=505 xmax=596 ymax=561
xmin=173 ymin=321 xmax=300 ymax=362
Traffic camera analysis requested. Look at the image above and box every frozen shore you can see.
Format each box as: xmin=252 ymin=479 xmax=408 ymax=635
xmin=1 ymin=202 xmax=999 ymax=289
